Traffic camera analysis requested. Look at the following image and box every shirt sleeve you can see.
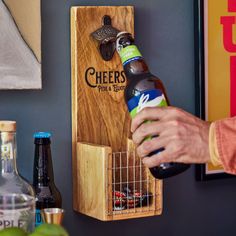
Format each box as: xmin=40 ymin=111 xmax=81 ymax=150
xmin=209 ymin=123 xmax=222 ymax=167
xmin=214 ymin=117 xmax=236 ymax=175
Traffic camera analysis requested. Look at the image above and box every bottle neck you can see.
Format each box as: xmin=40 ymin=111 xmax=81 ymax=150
xmin=118 ymin=43 xmax=150 ymax=77
xmin=0 ymin=131 xmax=18 ymax=175
xmin=123 ymin=57 xmax=150 ymax=78
xmin=116 ymin=33 xmax=150 ymax=78
xmin=33 ymin=143 xmax=55 ymax=186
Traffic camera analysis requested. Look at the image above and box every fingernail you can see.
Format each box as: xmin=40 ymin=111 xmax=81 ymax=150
xmin=142 ymin=158 xmax=147 ymax=164
xmin=130 ymin=124 xmax=134 ymax=133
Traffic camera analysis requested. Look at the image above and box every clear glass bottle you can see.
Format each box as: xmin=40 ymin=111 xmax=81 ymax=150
xmin=0 ymin=121 xmax=35 ymax=233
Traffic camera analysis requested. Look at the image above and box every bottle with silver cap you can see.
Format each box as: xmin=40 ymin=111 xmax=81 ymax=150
xmin=0 ymin=121 xmax=35 ymax=232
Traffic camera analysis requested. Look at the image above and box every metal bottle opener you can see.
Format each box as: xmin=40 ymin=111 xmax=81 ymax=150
xmin=91 ymin=15 xmax=120 ymax=61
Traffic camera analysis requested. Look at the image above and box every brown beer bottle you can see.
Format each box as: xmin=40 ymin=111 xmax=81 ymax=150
xmin=33 ymin=132 xmax=62 ymax=226
xmin=116 ymin=32 xmax=190 ymax=179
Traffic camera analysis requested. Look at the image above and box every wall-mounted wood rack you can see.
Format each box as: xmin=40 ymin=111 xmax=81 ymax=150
xmin=71 ymin=6 xmax=162 ymax=221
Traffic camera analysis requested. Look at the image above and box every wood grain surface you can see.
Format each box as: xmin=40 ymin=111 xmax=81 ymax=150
xmin=76 ymin=142 xmax=112 ymax=220
xmin=72 ymin=6 xmax=134 ymax=152
xmin=71 ymin=6 xmax=162 ymax=221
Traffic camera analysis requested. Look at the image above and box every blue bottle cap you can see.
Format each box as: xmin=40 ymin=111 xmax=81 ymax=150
xmin=34 ymin=132 xmax=51 ymax=139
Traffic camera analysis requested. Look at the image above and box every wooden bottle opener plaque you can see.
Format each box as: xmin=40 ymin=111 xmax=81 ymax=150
xmin=71 ymin=6 xmax=162 ymax=221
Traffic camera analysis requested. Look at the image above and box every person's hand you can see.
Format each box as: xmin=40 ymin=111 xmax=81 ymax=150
xmin=131 ymin=106 xmax=211 ymax=168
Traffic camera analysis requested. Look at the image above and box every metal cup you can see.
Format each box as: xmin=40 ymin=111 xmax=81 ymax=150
xmin=41 ymin=208 xmax=64 ymax=225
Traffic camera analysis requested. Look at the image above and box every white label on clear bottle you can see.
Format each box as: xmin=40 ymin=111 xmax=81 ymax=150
xmin=1 ymin=143 xmax=13 ymax=160
xmin=0 ymin=207 xmax=33 ymax=230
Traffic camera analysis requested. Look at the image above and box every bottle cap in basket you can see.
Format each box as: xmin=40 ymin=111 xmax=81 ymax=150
xmin=0 ymin=121 xmax=16 ymax=132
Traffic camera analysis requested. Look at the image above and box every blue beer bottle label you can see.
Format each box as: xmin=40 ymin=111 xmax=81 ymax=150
xmin=127 ymin=89 xmax=167 ymax=118
xmin=128 ymin=89 xmax=167 ymax=153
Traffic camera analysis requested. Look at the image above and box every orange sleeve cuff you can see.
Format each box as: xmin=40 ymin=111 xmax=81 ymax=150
xmin=209 ymin=123 xmax=222 ymax=167
xmin=214 ymin=117 xmax=236 ymax=175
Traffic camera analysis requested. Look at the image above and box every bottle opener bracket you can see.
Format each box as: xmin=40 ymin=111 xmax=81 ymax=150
xmin=70 ymin=6 xmax=162 ymax=221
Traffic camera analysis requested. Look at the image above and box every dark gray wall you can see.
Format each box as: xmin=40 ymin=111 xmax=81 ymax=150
xmin=1 ymin=0 xmax=236 ymax=235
